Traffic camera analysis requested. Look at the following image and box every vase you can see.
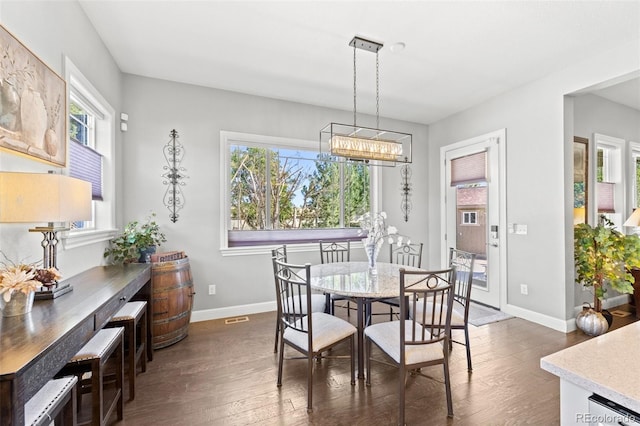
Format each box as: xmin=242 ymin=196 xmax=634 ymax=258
xmin=20 ymin=88 xmax=47 ymax=149
xmin=1 ymin=291 xmax=35 ymax=317
xmin=365 ymin=241 xmax=381 ymax=273
xmin=575 ymin=305 xmax=609 ymax=336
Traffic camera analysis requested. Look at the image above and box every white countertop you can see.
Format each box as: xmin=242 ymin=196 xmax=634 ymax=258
xmin=540 ymin=321 xmax=640 ymax=413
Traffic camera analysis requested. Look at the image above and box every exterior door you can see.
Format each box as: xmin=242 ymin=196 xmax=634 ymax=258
xmin=441 ymin=130 xmax=505 ymax=308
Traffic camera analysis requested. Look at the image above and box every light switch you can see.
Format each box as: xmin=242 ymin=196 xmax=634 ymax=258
xmin=515 ymin=224 xmax=528 ymax=235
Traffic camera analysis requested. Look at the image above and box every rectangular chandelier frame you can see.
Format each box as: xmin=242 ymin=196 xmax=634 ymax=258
xmin=320 ymin=122 xmax=412 ymax=166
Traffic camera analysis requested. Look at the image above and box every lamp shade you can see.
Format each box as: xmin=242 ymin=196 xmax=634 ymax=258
xmin=624 ymin=209 xmax=640 ymax=227
xmin=0 ymin=172 xmax=92 ymax=223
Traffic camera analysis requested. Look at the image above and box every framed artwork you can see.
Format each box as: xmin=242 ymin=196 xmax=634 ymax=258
xmin=0 ymin=24 xmax=66 ymax=167
xmin=573 ymin=136 xmax=589 ymax=225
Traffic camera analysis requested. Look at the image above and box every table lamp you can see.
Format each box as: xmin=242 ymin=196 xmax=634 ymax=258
xmin=624 ymin=208 xmax=640 ymax=230
xmin=0 ymin=171 xmax=91 ymax=273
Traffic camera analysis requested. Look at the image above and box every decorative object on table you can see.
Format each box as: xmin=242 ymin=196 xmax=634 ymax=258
xmin=104 ymin=213 xmax=167 ymax=264
xmin=33 ymin=266 xmax=70 ymax=300
xmin=319 ymin=36 xmax=412 ymax=166
xmin=0 ymin=171 xmax=91 ymax=301
xmin=574 ymin=216 xmax=640 ymax=335
xmin=0 ymin=24 xmax=67 ymax=166
xmin=400 ymin=159 xmax=412 ymax=222
xmin=162 ymin=129 xmax=188 ymax=223
xmin=358 ymin=211 xmax=408 ymax=272
xmin=0 ymin=257 xmax=42 ymax=316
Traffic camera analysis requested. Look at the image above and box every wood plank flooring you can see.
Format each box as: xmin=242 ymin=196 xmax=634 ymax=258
xmin=110 ymin=304 xmax=637 ymax=425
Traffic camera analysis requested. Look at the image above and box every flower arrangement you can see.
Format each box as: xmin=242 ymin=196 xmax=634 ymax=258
xmin=357 ymin=211 xmax=409 ymax=268
xmin=0 ymin=253 xmax=63 ymax=303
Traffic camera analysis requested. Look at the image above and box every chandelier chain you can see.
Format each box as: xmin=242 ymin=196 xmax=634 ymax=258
xmin=353 ymin=43 xmax=357 ymax=128
xmin=376 ymin=50 xmax=380 ymax=130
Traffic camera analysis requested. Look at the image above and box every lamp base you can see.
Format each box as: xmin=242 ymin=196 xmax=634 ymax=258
xmin=34 ymin=282 xmax=73 ymax=300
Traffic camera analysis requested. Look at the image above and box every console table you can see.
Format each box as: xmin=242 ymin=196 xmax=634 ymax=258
xmin=0 ymin=264 xmax=152 ymax=425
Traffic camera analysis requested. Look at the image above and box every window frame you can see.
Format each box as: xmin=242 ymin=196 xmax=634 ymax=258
xmin=594 ymin=133 xmax=625 ymax=228
xmin=220 ymin=131 xmax=377 ymax=255
xmin=461 ymin=211 xmax=478 ymax=225
xmin=629 ymin=141 xmax=640 ymax=212
xmin=62 ymin=57 xmax=117 ymax=249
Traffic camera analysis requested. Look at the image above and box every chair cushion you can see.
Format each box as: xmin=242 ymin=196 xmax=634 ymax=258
xmin=364 ymin=320 xmax=444 ymax=366
xmin=284 ymin=312 xmax=356 ymax=352
xmin=24 ymin=376 xmax=77 ymax=426
xmin=283 ymin=293 xmax=325 ymax=315
xmin=70 ymin=327 xmax=123 ymax=362
xmin=111 ymin=301 xmax=146 ymax=321
xmin=409 ymin=302 xmax=465 ymax=327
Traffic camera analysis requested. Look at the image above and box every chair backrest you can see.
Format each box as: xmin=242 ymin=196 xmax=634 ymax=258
xmin=389 ymin=242 xmax=423 ymax=268
xmin=271 ymin=253 xmax=312 ymax=339
xmin=399 ymin=267 xmax=456 ymax=359
xmin=319 ymin=240 xmax=350 ymax=264
xmin=448 ymin=248 xmax=476 ymax=316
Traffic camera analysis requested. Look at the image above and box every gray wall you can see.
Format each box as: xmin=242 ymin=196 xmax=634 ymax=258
xmin=427 ymin=39 xmax=639 ymax=330
xmin=120 ymin=74 xmax=429 ymax=313
xmin=0 ymin=1 xmax=124 ymax=277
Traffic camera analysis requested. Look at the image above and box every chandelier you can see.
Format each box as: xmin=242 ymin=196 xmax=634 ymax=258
xmin=320 ymin=36 xmax=412 ymax=166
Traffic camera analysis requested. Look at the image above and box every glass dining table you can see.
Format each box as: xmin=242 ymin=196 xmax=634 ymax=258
xmin=309 ymin=261 xmax=424 ymax=379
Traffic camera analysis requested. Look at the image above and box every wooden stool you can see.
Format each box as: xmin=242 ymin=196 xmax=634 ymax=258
xmin=57 ymin=327 xmax=124 ymax=426
xmin=24 ymin=376 xmax=78 ymax=426
xmin=106 ymin=301 xmax=147 ymax=401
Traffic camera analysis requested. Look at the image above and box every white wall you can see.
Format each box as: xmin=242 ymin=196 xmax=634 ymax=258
xmin=0 ymin=1 xmax=123 ymax=277
xmin=120 ymin=74 xmax=429 ymax=316
xmin=427 ymin=39 xmax=640 ymax=331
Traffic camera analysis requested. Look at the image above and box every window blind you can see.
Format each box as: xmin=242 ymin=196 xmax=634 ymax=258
xmin=451 ymin=151 xmax=487 ymax=186
xmin=597 ymin=182 xmax=615 ymax=213
xmin=69 ymin=140 xmax=103 ymax=200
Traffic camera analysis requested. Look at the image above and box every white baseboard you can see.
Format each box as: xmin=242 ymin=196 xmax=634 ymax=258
xmin=502 ymin=294 xmax=632 ymax=333
xmin=191 ymin=301 xmax=277 ymax=323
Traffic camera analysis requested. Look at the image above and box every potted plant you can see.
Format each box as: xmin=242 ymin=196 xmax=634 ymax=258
xmin=104 ymin=213 xmax=167 ymax=264
xmin=574 ymin=216 xmax=640 ymax=335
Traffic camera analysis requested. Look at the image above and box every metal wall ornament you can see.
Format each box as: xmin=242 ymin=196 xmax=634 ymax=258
xmin=162 ymin=129 xmax=188 ymax=223
xmin=400 ymin=160 xmax=412 ymax=222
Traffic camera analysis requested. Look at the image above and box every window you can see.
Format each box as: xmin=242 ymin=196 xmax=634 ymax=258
xmin=631 ymin=143 xmax=640 ymax=210
xmin=222 ymin=132 xmax=371 ymax=250
xmin=462 ymin=211 xmax=478 ymax=225
xmin=63 ymin=58 xmax=116 ymax=249
xmin=595 ymin=133 xmax=624 ymax=227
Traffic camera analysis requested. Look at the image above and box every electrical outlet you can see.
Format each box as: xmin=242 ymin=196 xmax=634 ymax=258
xmin=520 ymin=284 xmax=528 ymax=295
xmin=208 ymin=285 xmax=216 ymax=295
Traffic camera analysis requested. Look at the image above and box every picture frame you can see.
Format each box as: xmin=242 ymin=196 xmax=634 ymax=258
xmin=573 ymin=136 xmax=589 ymax=225
xmin=0 ymin=24 xmax=66 ymax=167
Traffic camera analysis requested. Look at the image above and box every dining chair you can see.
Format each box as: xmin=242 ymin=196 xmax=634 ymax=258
xmin=272 ymin=254 xmax=356 ymax=412
xmin=318 ymin=240 xmax=356 ymax=317
xmin=409 ymin=248 xmax=476 ymax=372
xmin=365 ymin=267 xmax=456 ymax=423
xmin=447 ymin=248 xmax=477 ymax=372
xmin=272 ymin=245 xmax=326 ymax=353
xmin=375 ymin=242 xmax=424 ymax=321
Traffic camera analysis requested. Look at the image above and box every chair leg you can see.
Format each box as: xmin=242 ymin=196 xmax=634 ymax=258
xmin=365 ymin=337 xmax=371 ymax=386
xmin=277 ymin=333 xmax=285 ymax=386
xmin=350 ymin=335 xmax=355 ymax=385
xmin=307 ymin=352 xmax=313 ymax=413
xmin=464 ymin=325 xmax=472 ymax=372
xmin=126 ymin=321 xmax=135 ymax=401
xmin=116 ymin=336 xmax=124 ymax=421
xmin=398 ymin=365 xmax=406 ymax=426
xmin=444 ymin=354 xmax=453 ymax=418
xmin=274 ymin=318 xmax=280 ymax=353
xmin=140 ymin=308 xmax=148 ymax=374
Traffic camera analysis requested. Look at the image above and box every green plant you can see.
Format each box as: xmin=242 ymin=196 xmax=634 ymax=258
xmin=574 ymin=216 xmax=640 ymax=312
xmin=104 ymin=213 xmax=167 ymax=264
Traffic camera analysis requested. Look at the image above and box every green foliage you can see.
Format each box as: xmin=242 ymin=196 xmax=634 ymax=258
xmin=574 ymin=217 xmax=640 ymax=311
xmin=104 ymin=213 xmax=167 ymax=264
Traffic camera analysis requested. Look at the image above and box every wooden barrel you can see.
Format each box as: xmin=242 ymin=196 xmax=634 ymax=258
xmin=151 ymin=257 xmax=194 ymax=349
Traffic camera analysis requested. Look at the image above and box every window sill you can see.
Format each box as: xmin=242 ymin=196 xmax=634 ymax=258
xmin=221 ymin=240 xmax=366 ymax=257
xmin=62 ymin=228 xmax=118 ymax=250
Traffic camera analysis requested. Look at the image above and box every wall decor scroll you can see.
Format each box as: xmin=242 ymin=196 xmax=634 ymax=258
xmin=400 ymin=159 xmax=412 ymax=222
xmin=162 ymin=129 xmax=188 ymax=223
xmin=0 ymin=24 xmax=66 ymax=166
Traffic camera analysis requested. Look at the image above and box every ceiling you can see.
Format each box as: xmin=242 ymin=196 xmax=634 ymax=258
xmin=78 ymin=1 xmax=640 ymax=125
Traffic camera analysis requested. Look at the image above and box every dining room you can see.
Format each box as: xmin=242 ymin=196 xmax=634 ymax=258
xmin=0 ymin=1 xmax=639 ymax=425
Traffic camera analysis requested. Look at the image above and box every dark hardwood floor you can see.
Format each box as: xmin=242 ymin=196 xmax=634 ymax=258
xmin=109 ymin=304 xmax=637 ymax=425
